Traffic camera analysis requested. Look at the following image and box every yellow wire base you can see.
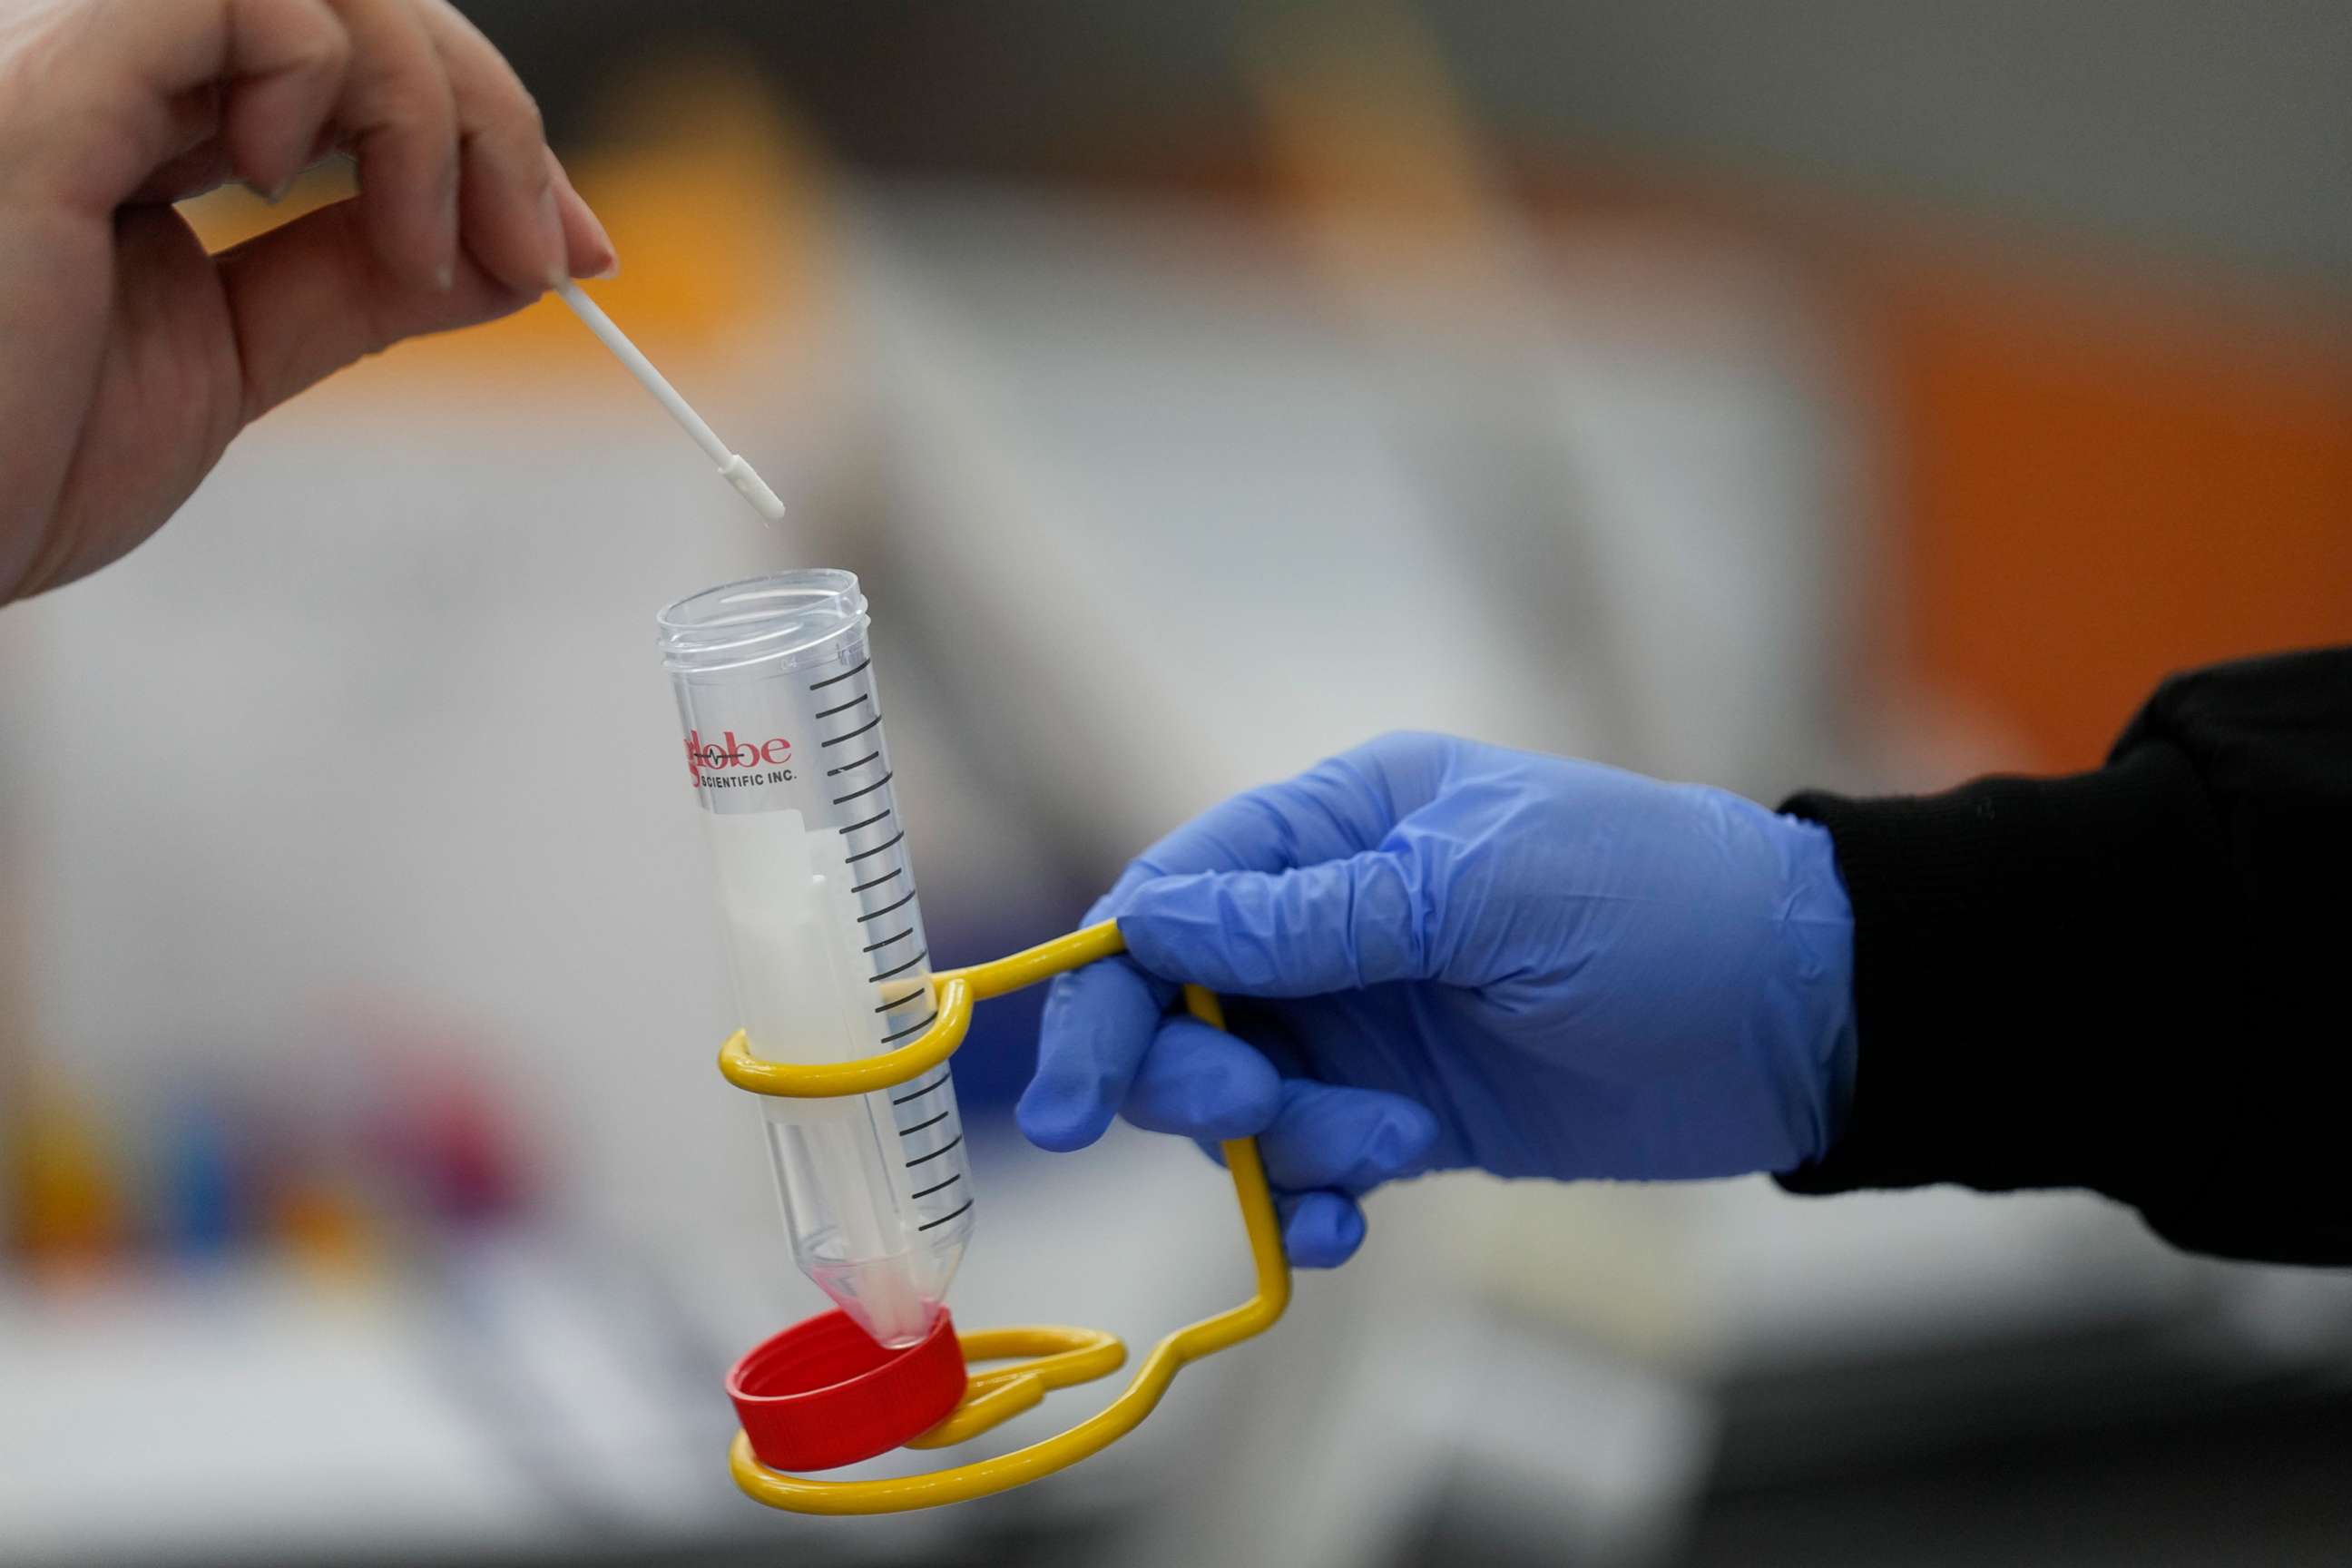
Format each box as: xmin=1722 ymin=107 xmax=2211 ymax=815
xmin=717 ymin=921 xmax=1292 ymax=1514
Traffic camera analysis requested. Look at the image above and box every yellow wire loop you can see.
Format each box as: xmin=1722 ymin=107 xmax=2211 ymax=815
xmin=718 ymin=921 xmax=1292 ymax=1514
xmin=717 ymin=920 xmax=1123 ymax=1100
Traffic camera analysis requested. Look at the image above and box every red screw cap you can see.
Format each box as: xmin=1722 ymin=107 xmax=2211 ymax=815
xmin=728 ymin=1308 xmax=967 ymax=1472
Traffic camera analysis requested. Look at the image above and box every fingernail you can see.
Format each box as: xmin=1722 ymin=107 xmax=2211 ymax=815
xmin=433 ymin=260 xmax=455 ymax=292
xmin=547 ymin=151 xmax=619 ymax=281
xmin=537 ymin=185 xmax=568 ymax=289
xmin=576 ymin=206 xmax=619 ymax=279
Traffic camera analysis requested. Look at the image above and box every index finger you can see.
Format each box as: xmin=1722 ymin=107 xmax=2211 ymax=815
xmin=1116 ymin=731 xmax=1451 ymax=896
xmin=415 ymin=0 xmax=565 ymax=292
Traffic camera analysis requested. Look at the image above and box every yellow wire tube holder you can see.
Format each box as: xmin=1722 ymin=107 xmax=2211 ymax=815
xmin=716 ymin=919 xmax=1292 ymax=1514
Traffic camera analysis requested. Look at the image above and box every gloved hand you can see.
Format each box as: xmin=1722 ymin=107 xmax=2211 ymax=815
xmin=1017 ymin=731 xmax=1857 ymax=1267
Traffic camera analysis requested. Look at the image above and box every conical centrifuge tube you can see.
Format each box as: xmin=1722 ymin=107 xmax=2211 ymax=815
xmin=659 ymin=571 xmax=974 ymax=1347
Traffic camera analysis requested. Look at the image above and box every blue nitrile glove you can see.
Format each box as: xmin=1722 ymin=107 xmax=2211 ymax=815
xmin=1017 ymin=731 xmax=1857 ymax=1268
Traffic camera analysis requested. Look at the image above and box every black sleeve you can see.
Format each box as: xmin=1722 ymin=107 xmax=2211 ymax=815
xmin=1774 ymin=647 xmax=2352 ymax=1265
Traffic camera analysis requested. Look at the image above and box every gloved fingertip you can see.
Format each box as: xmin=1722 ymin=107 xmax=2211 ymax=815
xmin=1279 ymin=1191 xmax=1367 ymax=1269
xmin=1112 ymin=877 xmax=1219 ymax=971
xmin=1015 ymin=1084 xmax=1111 ymax=1153
xmin=1375 ymin=1101 xmax=1444 ymax=1175
xmin=1026 ymin=957 xmax=1161 ymax=1153
xmin=1256 ymin=1081 xmax=1444 ymax=1193
xmin=1120 ymin=1018 xmax=1281 ymax=1141
xmin=1175 ymin=1037 xmax=1282 ymax=1141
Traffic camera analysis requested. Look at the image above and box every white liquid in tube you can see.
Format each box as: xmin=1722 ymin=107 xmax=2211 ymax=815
xmin=659 ymin=572 xmax=972 ymax=1347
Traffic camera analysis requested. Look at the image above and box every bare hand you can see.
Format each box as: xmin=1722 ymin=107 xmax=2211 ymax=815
xmin=0 ymin=0 xmax=618 ymax=601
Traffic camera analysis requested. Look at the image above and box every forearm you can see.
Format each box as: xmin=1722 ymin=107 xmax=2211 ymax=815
xmin=1779 ymin=648 xmax=2352 ymax=1263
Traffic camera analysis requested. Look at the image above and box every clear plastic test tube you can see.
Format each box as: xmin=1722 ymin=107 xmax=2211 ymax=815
xmin=659 ymin=570 xmax=974 ymax=1348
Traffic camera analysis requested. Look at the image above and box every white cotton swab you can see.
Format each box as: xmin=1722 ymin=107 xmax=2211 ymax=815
xmin=554 ymin=281 xmax=788 ymax=524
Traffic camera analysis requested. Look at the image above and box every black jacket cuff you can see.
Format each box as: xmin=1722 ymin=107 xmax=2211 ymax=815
xmin=1772 ymin=740 xmax=2230 ymax=1203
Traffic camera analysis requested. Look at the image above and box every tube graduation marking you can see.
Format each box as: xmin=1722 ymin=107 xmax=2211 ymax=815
xmin=891 ymin=1073 xmax=951 ymax=1106
xmin=869 ymin=949 xmax=929 ymax=983
xmin=808 ymin=658 xmax=869 ymax=691
xmin=880 ymin=1010 xmax=939 ymax=1044
xmin=843 ymin=832 xmax=906 ymax=864
xmin=822 ymin=714 xmax=884 ymax=747
xmin=858 ymin=889 xmax=917 ymax=922
xmin=832 ymin=772 xmax=895 ymax=805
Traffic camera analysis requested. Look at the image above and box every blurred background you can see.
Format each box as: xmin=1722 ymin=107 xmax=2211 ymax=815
xmin=5 ymin=2 xmax=2350 ymax=1564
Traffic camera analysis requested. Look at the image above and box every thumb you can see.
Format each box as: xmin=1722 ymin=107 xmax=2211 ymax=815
xmin=211 ymin=196 xmax=524 ymax=420
xmin=1116 ymin=852 xmax=1433 ymax=996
